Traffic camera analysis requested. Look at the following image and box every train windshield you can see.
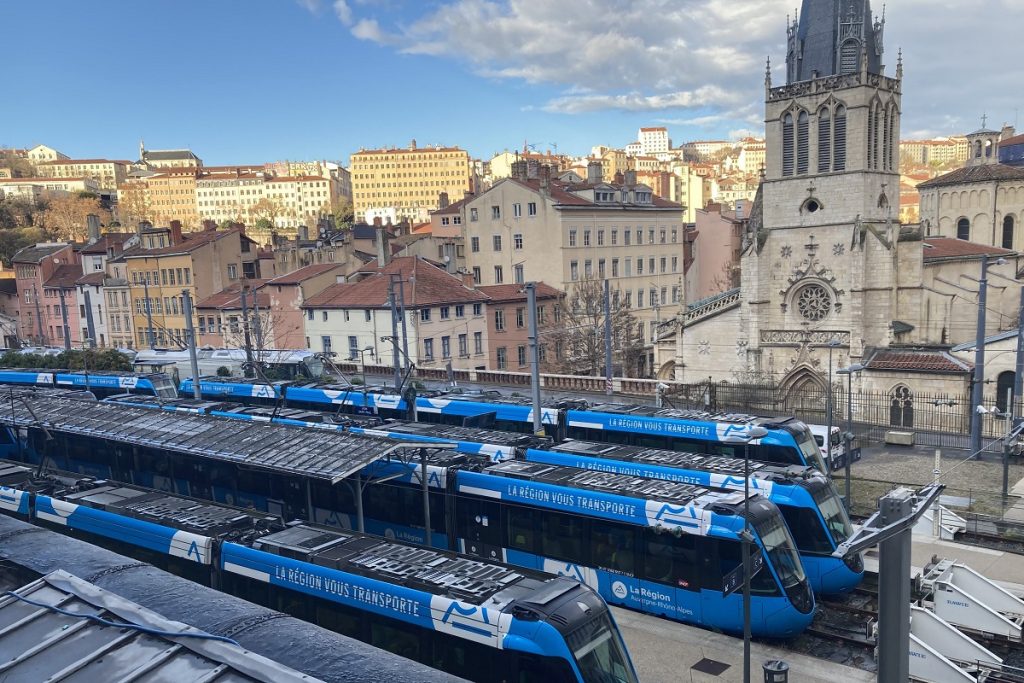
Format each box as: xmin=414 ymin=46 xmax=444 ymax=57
xmin=810 ymin=479 xmax=853 ymax=546
xmin=150 ymin=375 xmax=178 ymax=399
xmin=566 ymin=612 xmax=638 ymax=683
xmin=794 ymin=427 xmax=827 ymax=472
xmin=753 ymin=510 xmax=806 ymax=591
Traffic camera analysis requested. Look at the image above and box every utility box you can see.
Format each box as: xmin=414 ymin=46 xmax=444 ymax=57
xmin=763 ymin=660 xmax=789 ymax=682
xmin=885 ymin=430 xmax=915 ymax=446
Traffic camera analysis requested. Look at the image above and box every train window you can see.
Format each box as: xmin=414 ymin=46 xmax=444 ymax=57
xmin=506 ymin=506 xmax=536 ymax=552
xmin=459 ymin=497 xmax=501 ymax=549
xmin=237 ymin=469 xmax=272 ymax=498
xmin=507 ymin=651 xmax=577 ymax=683
xmin=714 ymin=538 xmax=779 ymax=596
xmin=753 ymin=444 xmax=800 ymax=466
xmin=429 ymin=490 xmax=446 ymax=529
xmin=643 ymin=533 xmax=698 ymax=591
xmin=316 ymin=602 xmax=362 ymax=639
xmin=591 ymin=520 xmax=635 ymax=575
xmin=0 ymin=427 xmax=12 ymax=444
xmin=370 ymin=620 xmax=422 ymax=662
xmin=637 ymin=434 xmax=669 ymax=449
xmin=432 ymin=630 xmax=493 ymax=679
xmin=540 ymin=511 xmax=584 ymax=561
xmin=778 ymin=507 xmax=833 ymax=554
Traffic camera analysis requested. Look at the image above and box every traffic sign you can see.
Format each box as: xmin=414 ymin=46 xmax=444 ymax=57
xmin=722 ymin=547 xmax=764 ymax=597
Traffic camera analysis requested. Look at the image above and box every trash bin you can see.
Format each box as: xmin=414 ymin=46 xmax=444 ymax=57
xmin=763 ymin=660 xmax=789 ymax=683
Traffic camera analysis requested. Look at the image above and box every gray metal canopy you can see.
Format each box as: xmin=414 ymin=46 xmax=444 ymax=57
xmin=0 ymin=395 xmax=399 ymax=483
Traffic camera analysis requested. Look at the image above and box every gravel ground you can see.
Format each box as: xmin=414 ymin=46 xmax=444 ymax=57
xmin=842 ymin=444 xmax=1024 ymax=517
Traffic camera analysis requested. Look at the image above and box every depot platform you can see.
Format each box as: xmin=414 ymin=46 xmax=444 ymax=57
xmin=614 ymin=607 xmax=874 ymax=683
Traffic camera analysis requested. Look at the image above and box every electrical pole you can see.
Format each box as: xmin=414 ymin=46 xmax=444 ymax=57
xmin=604 ymin=278 xmax=613 ymax=395
xmin=57 ymin=289 xmax=71 ymax=351
xmin=83 ymin=290 xmax=97 ymax=349
xmin=32 ymin=286 xmax=45 ymax=346
xmin=182 ymin=289 xmax=202 ymax=399
xmin=1014 ymin=286 xmax=1024 ymax=430
xmin=971 ymin=254 xmax=989 ymax=455
xmin=388 ymin=276 xmax=401 ymax=388
xmin=877 ymin=490 xmax=913 ymax=683
xmin=398 ymin=279 xmax=410 ymax=374
xmin=143 ymin=277 xmax=155 ymax=349
xmin=526 ymin=283 xmax=542 ymax=436
xmin=240 ymin=286 xmax=254 ymax=378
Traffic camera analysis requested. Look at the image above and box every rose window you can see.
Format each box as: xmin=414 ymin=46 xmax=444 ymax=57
xmin=796 ymin=283 xmax=832 ymax=321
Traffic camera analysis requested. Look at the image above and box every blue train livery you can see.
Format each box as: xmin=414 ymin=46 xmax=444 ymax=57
xmin=524 ymin=440 xmax=862 ymax=595
xmin=0 ymin=367 xmax=177 ymax=398
xmin=0 ymin=462 xmax=637 ymax=683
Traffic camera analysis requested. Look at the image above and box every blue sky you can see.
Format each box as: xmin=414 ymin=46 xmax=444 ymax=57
xmin=4 ymin=0 xmax=1021 ymax=166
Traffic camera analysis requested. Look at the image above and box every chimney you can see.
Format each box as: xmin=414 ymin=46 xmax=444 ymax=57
xmin=461 ymin=272 xmax=475 ymax=288
xmin=464 ymin=190 xmax=475 ymax=201
xmin=169 ymin=219 xmax=182 ymax=245
xmin=376 ymin=226 xmax=390 ymax=268
xmin=587 ymin=160 xmax=603 ymax=185
xmin=136 ymin=221 xmax=151 ymax=241
xmin=202 ymin=219 xmax=217 ymax=232
xmin=613 ymin=170 xmax=624 ymax=185
xmin=624 ymin=169 xmax=637 ymax=186
xmin=539 ymin=165 xmax=551 ymax=195
xmin=86 ymin=214 xmax=101 ymax=242
xmin=511 ymin=160 xmax=528 ymax=181
xmin=299 ymin=225 xmax=309 ymax=241
xmin=373 ymin=216 xmax=383 ymax=227
xmin=438 ymin=191 xmax=450 ymax=209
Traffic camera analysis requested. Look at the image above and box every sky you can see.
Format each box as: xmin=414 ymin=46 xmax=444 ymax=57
xmin=3 ymin=0 xmax=1022 ymax=166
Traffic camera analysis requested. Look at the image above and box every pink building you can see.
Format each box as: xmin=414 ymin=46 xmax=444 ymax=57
xmin=476 ymin=282 xmax=562 ymax=371
xmin=264 ymin=263 xmax=346 ymax=349
xmin=12 ymin=243 xmax=79 ymax=346
xmin=686 ymin=203 xmax=746 ymax=302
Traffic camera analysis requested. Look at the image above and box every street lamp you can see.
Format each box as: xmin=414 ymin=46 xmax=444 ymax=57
xmin=723 ymin=425 xmax=769 ymax=683
xmin=825 ymin=338 xmax=842 ymax=474
xmin=353 ymin=346 xmax=375 ymax=386
xmin=837 ymin=363 xmax=865 ymax=510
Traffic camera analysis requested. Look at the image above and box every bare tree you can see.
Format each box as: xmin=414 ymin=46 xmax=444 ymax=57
xmin=545 ymin=276 xmax=644 ymax=377
xmin=117 ymin=179 xmax=152 ymax=227
xmin=710 ymin=258 xmax=740 ymax=293
xmin=43 ymin=193 xmax=110 ymax=241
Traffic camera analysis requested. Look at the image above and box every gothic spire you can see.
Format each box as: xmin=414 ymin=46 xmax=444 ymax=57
xmin=786 ymin=0 xmax=885 ymax=84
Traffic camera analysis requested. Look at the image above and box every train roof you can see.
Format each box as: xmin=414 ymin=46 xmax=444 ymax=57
xmin=580 ymin=402 xmax=770 ymax=423
xmin=483 ymin=459 xmax=744 ymax=509
xmin=1 ymin=570 xmax=323 ymax=683
xmin=105 ymin=394 xmax=233 ymax=412
xmin=0 ymin=515 xmax=466 ymax=683
xmin=2 ymin=396 xmax=404 ymax=483
xmin=550 ymin=440 xmax=816 ymax=482
xmin=373 ymin=419 xmax=546 ymax=447
xmin=256 ymin=523 xmax=580 ymax=608
xmin=62 ymin=483 xmax=281 ymax=536
xmin=428 ymin=392 xmax=585 ymax=409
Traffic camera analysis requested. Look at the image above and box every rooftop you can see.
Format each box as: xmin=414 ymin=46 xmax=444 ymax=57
xmin=476 ymin=282 xmax=562 ymax=303
xmin=0 ymin=570 xmax=321 ymax=683
xmin=266 ymin=263 xmax=345 ymax=285
xmin=922 ymin=237 xmax=1016 ymax=261
xmin=195 ymin=280 xmax=270 ymax=310
xmin=42 ymin=264 xmax=83 ymax=290
xmin=79 ymin=232 xmax=134 ymax=255
xmin=306 ymin=256 xmax=488 ymax=309
xmin=917 ymin=163 xmax=1024 ymax=189
xmin=865 ymin=349 xmax=972 ymax=374
xmin=123 ymin=227 xmax=248 ymax=258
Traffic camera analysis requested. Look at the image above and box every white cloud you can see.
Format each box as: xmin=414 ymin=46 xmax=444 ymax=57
xmin=334 ymin=0 xmax=1024 ymax=136
xmin=333 ymin=0 xmax=353 ymax=25
xmin=295 ymin=0 xmax=322 ymax=12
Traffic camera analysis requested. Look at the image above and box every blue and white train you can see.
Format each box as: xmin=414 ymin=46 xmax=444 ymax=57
xmin=0 ymin=367 xmax=178 ymax=398
xmin=0 ymin=462 xmax=638 ymax=683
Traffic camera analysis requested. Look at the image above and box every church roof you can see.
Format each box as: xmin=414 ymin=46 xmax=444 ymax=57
xmin=921 ymin=237 xmax=1015 ymax=261
xmin=866 ymin=349 xmax=972 ymax=374
xmin=950 ymin=330 xmax=1019 ymax=352
xmin=917 ymin=163 xmax=1024 ymax=189
xmin=789 ymin=0 xmax=883 ymax=83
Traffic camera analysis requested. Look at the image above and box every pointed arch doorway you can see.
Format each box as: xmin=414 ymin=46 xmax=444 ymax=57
xmin=781 ymin=366 xmax=828 ymax=423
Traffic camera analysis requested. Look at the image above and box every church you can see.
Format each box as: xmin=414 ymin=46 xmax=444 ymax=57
xmin=655 ymin=0 xmax=1023 ymax=409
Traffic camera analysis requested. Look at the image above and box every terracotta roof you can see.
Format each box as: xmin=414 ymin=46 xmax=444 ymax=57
xmin=922 ymin=237 xmax=1015 ymax=261
xmin=265 ymin=175 xmax=328 ymax=183
xmin=639 ymin=127 xmax=667 ymax=132
xmin=866 ymin=350 xmax=972 ymax=374
xmin=42 ymin=264 xmax=84 ymax=290
xmin=917 ymin=164 xmax=1024 ymax=189
xmin=267 ymin=263 xmax=344 ymax=285
xmin=79 ymin=233 xmax=134 ymax=255
xmin=353 ymin=146 xmax=466 ymax=156
xmin=1001 ymin=133 xmax=1024 ymax=147
xmin=476 ymin=282 xmax=562 ymax=303
xmin=0 ymin=279 xmax=18 ymax=295
xmin=122 ymin=228 xmax=244 ymax=258
xmin=195 ymin=281 xmax=269 ymax=310
xmin=306 ymin=257 xmax=488 ymax=309
xmin=76 ymin=272 xmax=106 ymax=286
xmin=431 ymin=196 xmax=470 ymax=215
xmin=0 ymin=177 xmax=91 ymax=183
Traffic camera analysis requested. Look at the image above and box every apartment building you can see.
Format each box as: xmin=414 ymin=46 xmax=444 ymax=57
xmin=638 ymin=127 xmax=671 ymax=155
xmin=74 ymin=231 xmax=136 ymax=348
xmin=148 ymin=168 xmax=199 ymax=228
xmin=457 ymin=162 xmax=685 ymax=343
xmin=139 ymin=144 xmax=202 ymax=170
xmin=0 ymin=177 xmax=100 ymax=203
xmin=123 ymin=224 xmax=258 ymax=348
xmin=350 ymin=141 xmax=472 ymax=222
xmin=263 ymin=263 xmax=345 ymax=349
xmin=36 ymin=159 xmax=129 ymax=191
xmin=476 ymin=283 xmax=561 ymax=371
xmin=264 ymin=175 xmax=340 ymax=229
xmin=302 ymin=256 xmax=489 ymax=371
xmin=195 ymin=172 xmax=266 ymax=228
xmin=12 ymin=243 xmax=77 ymax=345
xmin=194 ymin=281 xmax=268 ymax=348
xmin=25 ymin=144 xmax=68 ymax=165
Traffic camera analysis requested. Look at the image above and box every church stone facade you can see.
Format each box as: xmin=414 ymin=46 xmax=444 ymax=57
xmin=657 ymin=0 xmax=1021 ymax=400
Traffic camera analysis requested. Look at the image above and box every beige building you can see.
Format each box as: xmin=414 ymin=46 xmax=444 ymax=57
xmin=638 ymin=127 xmax=671 ymax=155
xmin=36 ymin=159 xmax=129 ymax=191
xmin=350 ymin=141 xmax=472 ymax=222
xmin=0 ymin=177 xmax=100 ymax=203
xmin=264 ymin=175 xmax=341 ymax=229
xmin=138 ymin=142 xmax=202 ymax=170
xmin=456 ymin=162 xmax=685 ymax=358
xmin=737 ymin=138 xmax=767 ymax=174
xmin=195 ymin=172 xmax=267 ymax=228
xmin=917 ymin=127 xmax=1024 ymax=249
xmin=26 ymin=144 xmax=68 ymax=165
xmin=901 ymin=136 xmax=970 ymax=167
xmin=148 ymin=168 xmax=199 ymax=228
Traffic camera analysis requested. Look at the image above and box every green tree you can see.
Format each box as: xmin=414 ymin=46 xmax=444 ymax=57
xmin=0 ymin=227 xmax=46 ymax=267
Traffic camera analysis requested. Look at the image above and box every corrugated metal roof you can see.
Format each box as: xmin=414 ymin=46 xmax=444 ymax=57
xmin=1 ymin=395 xmax=400 ymax=483
xmin=0 ymin=570 xmax=322 ymax=683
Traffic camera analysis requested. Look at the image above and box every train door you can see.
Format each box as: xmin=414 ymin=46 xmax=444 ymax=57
xmin=700 ymin=538 xmax=743 ymax=633
xmin=459 ymin=496 xmax=502 ymax=561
